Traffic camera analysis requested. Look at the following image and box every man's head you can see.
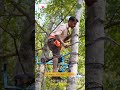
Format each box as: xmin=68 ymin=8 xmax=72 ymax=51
xmin=68 ymin=16 xmax=78 ymax=28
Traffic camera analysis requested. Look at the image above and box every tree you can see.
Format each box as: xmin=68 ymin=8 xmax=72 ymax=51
xmin=0 ymin=0 xmax=4 ymax=63
xmin=0 ymin=24 xmax=3 ymax=89
xmin=85 ymin=0 xmax=105 ymax=89
xmin=35 ymin=17 xmax=55 ymax=90
xmin=0 ymin=0 xmax=35 ymax=87
xmin=67 ymin=0 xmax=83 ymax=90
xmin=0 ymin=0 xmax=35 ymax=89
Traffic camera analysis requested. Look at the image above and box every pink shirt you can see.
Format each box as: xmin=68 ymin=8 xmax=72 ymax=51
xmin=50 ymin=23 xmax=70 ymax=40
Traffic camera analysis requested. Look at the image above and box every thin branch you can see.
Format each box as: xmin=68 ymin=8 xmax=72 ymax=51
xmin=35 ymin=48 xmax=43 ymax=52
xmin=0 ymin=14 xmax=24 ymax=17
xmin=69 ymin=42 xmax=81 ymax=47
xmin=79 ymin=34 xmax=85 ymax=38
xmin=68 ymin=35 xmax=85 ymax=46
xmin=48 ymin=2 xmax=77 ymax=36
xmin=35 ymin=20 xmax=48 ymax=35
xmin=105 ymin=21 xmax=120 ymax=29
xmin=10 ymin=0 xmax=31 ymax=22
xmin=77 ymin=83 xmax=85 ymax=90
xmin=86 ymin=36 xmax=120 ymax=47
xmin=0 ymin=24 xmax=14 ymax=39
xmin=0 ymin=53 xmax=16 ymax=59
xmin=0 ymin=23 xmax=27 ymax=75
xmin=106 ymin=6 xmax=120 ymax=26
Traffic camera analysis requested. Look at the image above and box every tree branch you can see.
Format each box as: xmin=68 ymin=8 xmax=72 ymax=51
xmin=10 ymin=0 xmax=31 ymax=22
xmin=0 ymin=14 xmax=24 ymax=17
xmin=0 ymin=23 xmax=26 ymax=75
xmin=105 ymin=5 xmax=120 ymax=29
xmin=86 ymin=36 xmax=120 ymax=47
xmin=35 ymin=20 xmax=48 ymax=35
xmin=0 ymin=24 xmax=14 ymax=39
xmin=105 ymin=21 xmax=120 ymax=29
xmin=0 ymin=53 xmax=16 ymax=59
xmin=77 ymin=83 xmax=85 ymax=90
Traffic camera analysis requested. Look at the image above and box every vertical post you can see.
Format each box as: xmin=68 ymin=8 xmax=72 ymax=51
xmin=4 ymin=64 xmax=8 ymax=88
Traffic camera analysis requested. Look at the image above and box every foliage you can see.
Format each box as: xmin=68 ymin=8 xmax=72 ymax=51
xmin=0 ymin=0 xmax=34 ymax=89
xmin=104 ymin=0 xmax=120 ymax=89
xmin=35 ymin=0 xmax=85 ymax=90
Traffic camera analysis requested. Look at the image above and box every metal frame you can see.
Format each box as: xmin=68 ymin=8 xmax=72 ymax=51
xmin=36 ymin=52 xmax=71 ymax=72
xmin=3 ymin=64 xmax=22 ymax=90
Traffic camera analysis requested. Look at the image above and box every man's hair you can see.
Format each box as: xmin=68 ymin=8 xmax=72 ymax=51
xmin=68 ymin=16 xmax=78 ymax=22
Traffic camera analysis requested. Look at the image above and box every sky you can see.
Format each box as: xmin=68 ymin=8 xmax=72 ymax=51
xmin=35 ymin=0 xmax=50 ymax=26
xmin=35 ymin=0 xmax=71 ymax=26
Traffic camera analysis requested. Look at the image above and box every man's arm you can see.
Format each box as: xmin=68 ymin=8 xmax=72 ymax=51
xmin=63 ymin=34 xmax=71 ymax=42
xmin=55 ymin=35 xmax=68 ymax=48
xmin=55 ymin=35 xmax=64 ymax=45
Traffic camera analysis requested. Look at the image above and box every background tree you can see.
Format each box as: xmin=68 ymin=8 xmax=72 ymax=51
xmin=67 ymin=0 xmax=83 ymax=90
xmin=0 ymin=0 xmax=4 ymax=88
xmin=85 ymin=0 xmax=105 ymax=89
xmin=0 ymin=0 xmax=35 ymax=89
xmin=35 ymin=17 xmax=55 ymax=90
xmin=104 ymin=0 xmax=120 ymax=89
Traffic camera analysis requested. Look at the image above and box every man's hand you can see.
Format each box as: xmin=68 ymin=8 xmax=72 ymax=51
xmin=55 ymin=35 xmax=70 ymax=48
xmin=63 ymin=43 xmax=69 ymax=48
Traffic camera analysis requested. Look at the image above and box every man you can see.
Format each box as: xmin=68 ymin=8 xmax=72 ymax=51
xmin=47 ymin=16 xmax=78 ymax=72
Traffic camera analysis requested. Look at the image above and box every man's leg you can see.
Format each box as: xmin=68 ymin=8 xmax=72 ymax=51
xmin=47 ymin=38 xmax=60 ymax=72
xmin=52 ymin=46 xmax=60 ymax=72
xmin=53 ymin=57 xmax=58 ymax=72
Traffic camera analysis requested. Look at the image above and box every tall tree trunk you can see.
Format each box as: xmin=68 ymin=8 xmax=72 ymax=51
xmin=0 ymin=27 xmax=3 ymax=88
xmin=14 ymin=0 xmax=35 ymax=87
xmin=0 ymin=0 xmax=4 ymax=59
xmin=85 ymin=0 xmax=105 ymax=90
xmin=14 ymin=23 xmax=35 ymax=87
xmin=67 ymin=0 xmax=83 ymax=90
xmin=0 ymin=0 xmax=4 ymax=88
xmin=0 ymin=0 xmax=4 ymax=57
xmin=35 ymin=18 xmax=55 ymax=90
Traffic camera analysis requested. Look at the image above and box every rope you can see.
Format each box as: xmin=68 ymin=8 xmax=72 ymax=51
xmin=37 ymin=2 xmax=77 ymax=36
xmin=52 ymin=2 xmax=77 ymax=31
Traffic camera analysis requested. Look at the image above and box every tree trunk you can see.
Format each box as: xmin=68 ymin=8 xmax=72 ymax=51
xmin=14 ymin=0 xmax=35 ymax=87
xmin=66 ymin=0 xmax=83 ymax=90
xmin=0 ymin=0 xmax=5 ymax=88
xmin=0 ymin=26 xmax=3 ymax=85
xmin=35 ymin=18 xmax=55 ymax=90
xmin=0 ymin=0 xmax=3 ymax=57
xmin=14 ymin=23 xmax=35 ymax=87
xmin=85 ymin=0 xmax=105 ymax=90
